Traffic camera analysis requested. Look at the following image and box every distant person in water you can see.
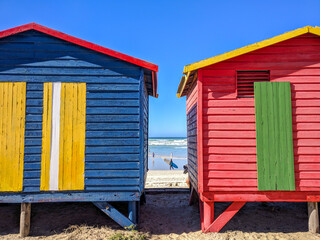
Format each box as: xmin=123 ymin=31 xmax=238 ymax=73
xmin=152 ymin=152 xmax=155 ymax=168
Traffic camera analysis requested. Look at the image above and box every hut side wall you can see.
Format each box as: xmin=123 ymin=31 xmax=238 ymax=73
xmin=186 ymin=82 xmax=198 ymax=191
xmin=0 ymin=30 xmax=145 ymax=198
xmin=201 ymin=33 xmax=320 ymax=193
xmin=142 ymin=80 xmax=149 ymax=188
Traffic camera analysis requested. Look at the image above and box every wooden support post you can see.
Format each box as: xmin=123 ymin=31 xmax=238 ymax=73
xmin=128 ymin=201 xmax=138 ymax=225
xmin=203 ymin=201 xmax=214 ymax=230
xmin=205 ymin=201 xmax=246 ymax=233
xmin=308 ymin=202 xmax=319 ymax=233
xmin=140 ymin=192 xmax=146 ymax=205
xmin=20 ymin=203 xmax=31 ymax=237
xmin=199 ymin=200 xmax=204 ymax=232
xmin=188 ymin=186 xmax=196 ymax=206
xmin=93 ymin=202 xmax=136 ymax=229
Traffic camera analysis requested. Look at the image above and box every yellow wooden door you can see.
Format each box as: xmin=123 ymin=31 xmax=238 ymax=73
xmin=0 ymin=82 xmax=26 ymax=192
xmin=41 ymin=82 xmax=86 ymax=191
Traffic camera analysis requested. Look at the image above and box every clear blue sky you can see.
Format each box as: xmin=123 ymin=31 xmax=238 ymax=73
xmin=0 ymin=0 xmax=319 ymax=137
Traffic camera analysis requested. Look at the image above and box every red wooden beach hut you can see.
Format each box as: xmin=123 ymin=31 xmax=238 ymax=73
xmin=177 ymin=26 xmax=320 ymax=233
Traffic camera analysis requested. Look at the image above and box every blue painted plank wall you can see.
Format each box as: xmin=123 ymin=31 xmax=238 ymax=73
xmin=23 ymin=83 xmax=43 ymax=192
xmin=142 ymin=79 xmax=149 ymax=187
xmin=187 ymin=104 xmax=198 ymax=191
xmin=0 ymin=30 xmax=149 ymax=197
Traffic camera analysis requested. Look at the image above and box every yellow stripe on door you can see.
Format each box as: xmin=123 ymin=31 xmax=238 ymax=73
xmin=0 ymin=82 xmax=26 ymax=192
xmin=40 ymin=82 xmax=86 ymax=191
xmin=40 ymin=83 xmax=52 ymax=191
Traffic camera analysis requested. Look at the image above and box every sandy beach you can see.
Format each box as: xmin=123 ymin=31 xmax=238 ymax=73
xmin=146 ymin=170 xmax=188 ymax=188
xmin=0 ymin=171 xmax=319 ymax=239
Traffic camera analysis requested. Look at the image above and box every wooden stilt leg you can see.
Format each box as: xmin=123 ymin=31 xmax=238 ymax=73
xmin=189 ymin=186 xmax=197 ymax=206
xmin=308 ymin=202 xmax=319 ymax=233
xmin=140 ymin=192 xmax=146 ymax=205
xmin=93 ymin=202 xmax=135 ymax=229
xmin=136 ymin=201 xmax=141 ymax=224
xmin=203 ymin=201 xmax=214 ymax=231
xmin=205 ymin=201 xmax=246 ymax=233
xmin=128 ymin=201 xmax=138 ymax=225
xmin=199 ymin=200 xmax=204 ymax=232
xmin=20 ymin=203 xmax=31 ymax=237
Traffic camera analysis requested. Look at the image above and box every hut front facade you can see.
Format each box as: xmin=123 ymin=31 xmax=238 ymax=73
xmin=0 ymin=23 xmax=158 ymax=235
xmin=177 ymin=26 xmax=320 ymax=233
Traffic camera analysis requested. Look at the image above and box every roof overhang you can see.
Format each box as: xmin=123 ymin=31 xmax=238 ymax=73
xmin=177 ymin=25 xmax=320 ymax=98
xmin=0 ymin=23 xmax=159 ymax=97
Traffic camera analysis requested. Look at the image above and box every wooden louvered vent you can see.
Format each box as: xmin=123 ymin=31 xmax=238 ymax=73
xmin=237 ymin=70 xmax=270 ymax=98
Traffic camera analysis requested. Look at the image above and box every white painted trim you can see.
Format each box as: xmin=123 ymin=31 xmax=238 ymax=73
xmin=49 ymin=82 xmax=61 ymax=191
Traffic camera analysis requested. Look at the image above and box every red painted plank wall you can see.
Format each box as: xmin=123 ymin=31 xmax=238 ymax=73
xmin=200 ymin=33 xmax=320 ymax=192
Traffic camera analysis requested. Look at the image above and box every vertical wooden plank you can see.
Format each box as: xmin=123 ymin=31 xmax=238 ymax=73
xmin=71 ymin=83 xmax=77 ymax=189
xmin=59 ymin=83 xmax=65 ymax=190
xmin=40 ymin=83 xmax=52 ymax=191
xmin=254 ymin=82 xmax=295 ymax=191
xmin=1 ymin=83 xmax=8 ymax=190
xmin=59 ymin=83 xmax=85 ymax=190
xmin=0 ymin=82 xmax=26 ymax=192
xmin=0 ymin=83 xmax=3 ymax=190
xmin=139 ymin=69 xmax=144 ymax=191
xmin=20 ymin=203 xmax=31 ymax=237
xmin=203 ymin=201 xmax=214 ymax=231
xmin=283 ymin=83 xmax=295 ymax=190
xmin=65 ymin=83 xmax=73 ymax=190
xmin=197 ymin=70 xmax=204 ymax=193
xmin=128 ymin=201 xmax=138 ymax=224
xmin=7 ymin=83 xmax=13 ymax=189
xmin=76 ymin=83 xmax=86 ymax=190
xmin=17 ymin=83 xmax=26 ymax=191
xmin=49 ymin=82 xmax=61 ymax=191
xmin=308 ymin=202 xmax=319 ymax=233
xmin=12 ymin=83 xmax=18 ymax=190
xmin=273 ymin=83 xmax=281 ymax=190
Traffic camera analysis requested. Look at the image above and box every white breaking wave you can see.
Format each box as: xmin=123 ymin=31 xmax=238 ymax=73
xmin=148 ymin=154 xmax=187 ymax=160
xmin=149 ymin=138 xmax=187 ymax=146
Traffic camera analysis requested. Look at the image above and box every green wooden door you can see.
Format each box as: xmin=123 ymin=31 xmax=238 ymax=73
xmin=254 ymin=82 xmax=295 ymax=191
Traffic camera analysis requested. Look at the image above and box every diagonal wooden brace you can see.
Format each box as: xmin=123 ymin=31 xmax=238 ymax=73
xmin=204 ymin=201 xmax=246 ymax=233
xmin=93 ymin=202 xmax=136 ymax=229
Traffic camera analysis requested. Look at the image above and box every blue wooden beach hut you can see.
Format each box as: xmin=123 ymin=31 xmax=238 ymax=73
xmin=0 ymin=23 xmax=158 ymax=236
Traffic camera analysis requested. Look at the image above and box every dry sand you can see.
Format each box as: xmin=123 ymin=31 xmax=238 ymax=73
xmin=0 ymin=171 xmax=319 ymax=240
xmin=146 ymin=170 xmax=188 ymax=188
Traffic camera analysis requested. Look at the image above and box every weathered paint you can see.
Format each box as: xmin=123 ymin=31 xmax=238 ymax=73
xmin=0 ymin=23 xmax=158 ymax=97
xmin=40 ymin=83 xmax=52 ymax=191
xmin=0 ymin=28 xmax=156 ymax=198
xmin=59 ymin=83 xmax=86 ymax=190
xmin=0 ymin=82 xmax=26 ymax=191
xmin=41 ymin=82 xmax=86 ymax=191
xmin=178 ymin=26 xmax=320 ymax=96
xmin=0 ymin=24 xmax=157 ymax=230
xmin=199 ymin=33 xmax=320 ymax=193
xmin=49 ymin=82 xmax=61 ymax=190
xmin=186 ymin=81 xmax=198 ymax=191
xmin=179 ymin=30 xmax=320 ymax=232
xmin=93 ymin=202 xmax=136 ymax=228
xmin=254 ymin=82 xmax=295 ymax=191
xmin=142 ymin=71 xmax=149 ymax=188
xmin=23 ymin=83 xmax=43 ymax=192
xmin=0 ymin=191 xmax=140 ymax=203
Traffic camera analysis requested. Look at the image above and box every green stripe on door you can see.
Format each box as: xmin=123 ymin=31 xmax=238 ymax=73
xmin=254 ymin=82 xmax=295 ymax=191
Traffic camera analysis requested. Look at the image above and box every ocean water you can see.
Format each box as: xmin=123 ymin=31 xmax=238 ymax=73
xmin=148 ymin=137 xmax=187 ymax=170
